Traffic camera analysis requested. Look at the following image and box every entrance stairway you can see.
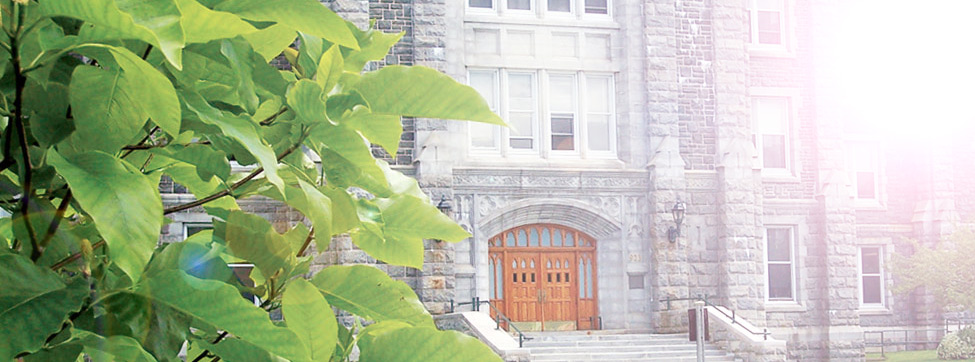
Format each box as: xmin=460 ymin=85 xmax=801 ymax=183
xmin=523 ymin=331 xmax=737 ymax=361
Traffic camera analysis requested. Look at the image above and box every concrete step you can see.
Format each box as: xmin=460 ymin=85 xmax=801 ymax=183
xmin=528 ymin=344 xmax=716 ymax=354
xmin=524 ymin=338 xmax=697 ymax=348
xmin=524 ymin=332 xmax=735 ymax=362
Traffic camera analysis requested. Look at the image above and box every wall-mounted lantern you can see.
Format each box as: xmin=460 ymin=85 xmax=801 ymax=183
xmin=436 ymin=195 xmax=453 ymax=216
xmin=668 ymin=197 xmax=686 ymax=243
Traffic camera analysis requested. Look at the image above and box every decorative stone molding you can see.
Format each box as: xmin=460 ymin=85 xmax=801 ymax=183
xmin=476 ymin=198 xmax=623 ymax=240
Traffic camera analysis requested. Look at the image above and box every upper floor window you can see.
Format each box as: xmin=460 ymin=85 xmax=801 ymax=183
xmin=468 ymin=69 xmax=616 ymax=159
xmin=766 ymin=227 xmax=796 ymax=302
xmin=747 ymin=0 xmax=792 ymax=56
xmin=859 ymin=246 xmax=886 ymax=308
xmin=467 ymin=0 xmax=611 ymax=16
xmin=751 ymin=96 xmax=794 ymax=176
xmin=849 ymin=142 xmax=883 ymax=205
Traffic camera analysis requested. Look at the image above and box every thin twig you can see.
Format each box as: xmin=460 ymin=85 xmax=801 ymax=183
xmin=120 ymin=126 xmax=159 ymax=159
xmin=259 ymin=107 xmax=288 ymax=126
xmin=141 ymin=44 xmax=153 ymax=60
xmin=37 ymin=190 xmax=72 ymax=251
xmin=50 ymin=240 xmax=104 ymax=271
xmin=296 ymin=228 xmax=315 ymax=257
xmin=163 ymin=128 xmax=311 ymax=215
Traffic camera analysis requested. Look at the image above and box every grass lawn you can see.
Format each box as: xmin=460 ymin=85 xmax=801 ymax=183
xmin=866 ymin=350 xmax=975 ymax=361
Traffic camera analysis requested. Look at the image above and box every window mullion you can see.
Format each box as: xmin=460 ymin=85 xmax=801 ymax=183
xmin=539 ymin=69 xmax=550 ymax=158
xmin=501 ymin=69 xmax=511 ymax=157
xmin=578 ymin=71 xmax=588 ymax=158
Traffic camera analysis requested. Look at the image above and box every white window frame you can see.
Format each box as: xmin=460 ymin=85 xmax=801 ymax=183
xmin=468 ymin=70 xmax=503 ymax=152
xmin=746 ymin=0 xmax=794 ymax=57
xmin=750 ymin=87 xmax=800 ymax=180
xmin=858 ymin=246 xmax=886 ymax=309
xmin=183 ymin=222 xmax=214 ymax=240
xmin=847 ymin=140 xmax=886 ymax=209
xmin=228 ymin=263 xmax=262 ymax=306
xmin=467 ymin=68 xmax=617 ymax=160
xmin=764 ymin=226 xmax=797 ymax=303
xmin=468 ymin=0 xmax=612 ymax=19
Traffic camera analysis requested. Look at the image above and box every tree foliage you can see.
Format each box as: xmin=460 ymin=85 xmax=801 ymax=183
xmin=890 ymin=228 xmax=975 ymax=312
xmin=0 ymin=0 xmax=504 ymax=360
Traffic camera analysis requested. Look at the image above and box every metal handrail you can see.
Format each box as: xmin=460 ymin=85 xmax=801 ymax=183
xmin=450 ymin=297 xmax=531 ymax=348
xmin=658 ymin=295 xmax=772 ymax=341
xmin=864 ymin=318 xmax=975 ymax=357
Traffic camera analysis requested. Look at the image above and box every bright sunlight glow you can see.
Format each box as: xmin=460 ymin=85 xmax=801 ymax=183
xmin=832 ymin=1 xmax=975 ymax=141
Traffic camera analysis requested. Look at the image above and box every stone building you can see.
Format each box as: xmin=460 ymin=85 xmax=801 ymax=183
xmin=162 ymin=0 xmax=975 ymax=360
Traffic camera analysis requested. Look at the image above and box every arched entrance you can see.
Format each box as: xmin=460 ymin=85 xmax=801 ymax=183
xmin=488 ymin=224 xmax=598 ymax=330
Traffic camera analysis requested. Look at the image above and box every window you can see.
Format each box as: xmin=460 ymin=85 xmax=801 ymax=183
xmin=229 ymin=263 xmax=261 ymax=306
xmin=859 ymin=246 xmax=885 ymax=307
xmin=850 ymin=142 xmax=881 ymax=201
xmin=468 ymin=69 xmax=616 ymax=159
xmin=469 ymin=0 xmax=493 ymax=9
xmin=747 ymin=0 xmax=790 ymax=53
xmin=751 ymin=96 xmax=792 ymax=174
xmin=468 ymin=0 xmax=611 ymax=16
xmin=184 ymin=223 xmax=213 ymax=239
xmin=765 ymin=227 xmax=795 ymax=301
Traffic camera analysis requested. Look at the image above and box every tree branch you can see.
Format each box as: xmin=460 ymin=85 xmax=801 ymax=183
xmin=259 ymin=107 xmax=288 ymax=126
xmin=120 ymin=126 xmax=159 ymax=159
xmin=37 ymin=190 xmax=72 ymax=251
xmin=163 ymin=128 xmax=311 ymax=215
xmin=50 ymin=239 xmax=104 ymax=271
xmin=9 ymin=4 xmax=39 ymax=260
xmin=297 ymin=227 xmax=315 ymax=257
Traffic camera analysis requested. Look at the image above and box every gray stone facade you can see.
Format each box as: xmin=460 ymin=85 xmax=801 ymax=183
xmin=156 ymin=1 xmax=974 ymax=360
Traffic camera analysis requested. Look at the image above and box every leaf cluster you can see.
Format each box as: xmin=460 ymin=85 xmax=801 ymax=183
xmin=0 ymin=0 xmax=504 ymax=361
xmin=889 ymin=227 xmax=975 ymax=312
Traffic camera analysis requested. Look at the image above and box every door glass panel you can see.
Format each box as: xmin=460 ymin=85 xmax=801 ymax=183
xmin=496 ymin=260 xmax=503 ymax=298
xmin=554 ymin=230 xmax=563 ymax=246
xmin=585 ymin=260 xmax=593 ymax=298
xmin=530 ymin=259 xmax=535 ymax=268
xmin=541 ymin=228 xmax=551 ymax=246
xmin=489 ymin=261 xmax=496 ymax=299
xmin=521 ymin=260 xmax=526 ymax=268
xmin=579 ymin=259 xmax=586 ymax=297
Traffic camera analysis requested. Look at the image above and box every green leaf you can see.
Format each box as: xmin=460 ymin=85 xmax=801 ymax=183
xmin=342 ymin=23 xmax=403 ymax=72
xmin=40 ymin=0 xmax=184 ymax=68
xmin=220 ymin=40 xmax=260 ymax=114
xmin=67 ymin=66 xmax=146 ymax=153
xmin=74 ymin=44 xmax=181 ymax=139
xmin=177 ymin=0 xmax=257 ymax=44
xmin=106 ymin=270 xmax=308 ymax=361
xmin=297 ymin=32 xmax=326 ymax=78
xmin=287 ymin=80 xmax=328 ymax=126
xmin=348 ymin=112 xmax=402 ymax=158
xmin=315 ymin=45 xmax=343 ymax=93
xmin=310 ymin=265 xmax=433 ymax=328
xmin=282 ymin=180 xmax=333 ymax=250
xmin=47 ymin=150 xmax=162 ymax=281
xmin=151 ymin=144 xmax=231 ymax=181
xmin=195 ymin=336 xmax=284 ymax=362
xmin=322 ymin=187 xmax=358 ymax=236
xmin=358 ymin=326 xmax=501 ymax=362
xmin=283 ymin=278 xmax=337 ymax=361
xmin=114 ymin=0 xmax=184 ymax=68
xmin=215 ymin=0 xmax=358 ymax=50
xmin=161 ymin=164 xmax=239 ymax=213
xmin=223 ymin=210 xmax=295 ymax=279
xmin=72 ymin=329 xmax=158 ymax=362
xmin=181 ymin=90 xmax=285 ymax=193
xmin=352 ymin=65 xmax=505 ymax=125
xmin=380 ymin=195 xmax=471 ymax=243
xmin=304 ymin=122 xmax=390 ymax=196
xmin=21 ymin=343 xmax=83 ymax=362
xmin=242 ymin=24 xmax=297 ymax=62
xmin=0 ymin=254 xmax=88 ymax=360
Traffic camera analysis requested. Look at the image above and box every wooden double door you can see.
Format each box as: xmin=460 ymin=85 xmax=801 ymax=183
xmin=488 ymin=224 xmax=598 ymax=330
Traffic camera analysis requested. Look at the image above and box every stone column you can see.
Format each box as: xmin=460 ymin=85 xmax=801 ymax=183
xmin=711 ymin=0 xmax=766 ymax=324
xmin=644 ymin=0 xmax=689 ymax=333
xmin=812 ymin=0 xmax=863 ymax=358
xmin=411 ymin=0 xmax=456 ymax=315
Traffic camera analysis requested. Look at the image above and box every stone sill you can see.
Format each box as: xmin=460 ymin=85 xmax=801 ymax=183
xmin=859 ymin=308 xmax=893 ymax=316
xmin=464 ymin=14 xmax=619 ymax=30
xmin=765 ymin=302 xmax=805 ymax=313
xmin=747 ymin=45 xmax=796 ymax=59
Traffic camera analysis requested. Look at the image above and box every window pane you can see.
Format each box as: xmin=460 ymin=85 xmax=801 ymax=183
xmin=186 ymin=224 xmax=213 ymax=237
xmin=470 ymin=0 xmax=492 ymax=8
xmin=757 ymin=11 xmax=782 ymax=44
xmin=767 ymin=228 xmax=791 ymax=262
xmin=755 ymin=97 xmax=788 ymax=133
xmin=529 ymin=228 xmax=539 ymax=246
xmin=470 ymin=122 xmax=497 ymax=148
xmin=756 ymin=0 xmax=784 ymax=11
xmin=508 ymin=74 xmax=534 ymax=110
xmin=510 ymin=138 xmax=534 ymax=149
xmin=548 ymin=0 xmax=570 ymax=12
xmin=857 ymin=172 xmax=876 ymax=199
xmin=585 ymin=0 xmax=608 ymax=14
xmin=588 ymin=114 xmax=611 ymax=151
xmin=551 ymin=114 xmax=574 ymax=150
xmin=549 ymin=76 xmax=575 ymax=112
xmin=587 ymin=76 xmax=610 ymax=112
xmin=863 ymin=276 xmax=882 ymax=304
xmin=488 ymin=261 xmax=495 ymax=299
xmin=861 ymin=247 xmax=880 ymax=274
xmin=508 ymin=0 xmax=530 ymax=10
xmin=768 ymin=264 xmax=792 ymax=299
xmin=763 ymin=134 xmax=787 ymax=168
